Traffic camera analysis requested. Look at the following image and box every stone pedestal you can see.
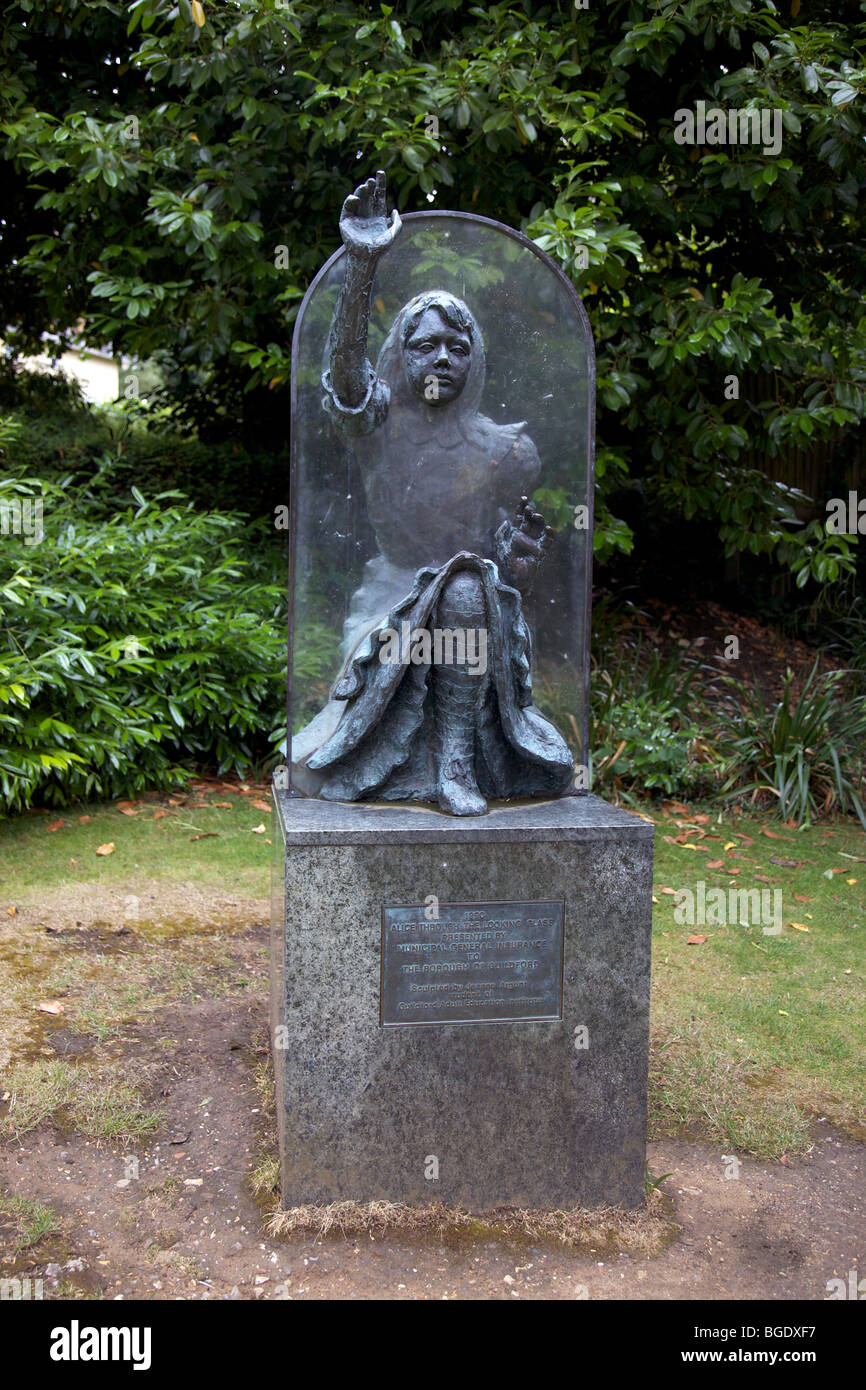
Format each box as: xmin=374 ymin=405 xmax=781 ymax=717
xmin=270 ymin=793 xmax=653 ymax=1210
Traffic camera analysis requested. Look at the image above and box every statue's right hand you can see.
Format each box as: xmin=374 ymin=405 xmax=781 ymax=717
xmin=339 ymin=170 xmax=402 ymax=260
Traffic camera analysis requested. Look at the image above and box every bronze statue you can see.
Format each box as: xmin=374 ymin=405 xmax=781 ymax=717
xmin=292 ymin=172 xmax=574 ymax=815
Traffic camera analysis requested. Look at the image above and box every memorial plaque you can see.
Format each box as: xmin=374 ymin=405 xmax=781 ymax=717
xmin=380 ymin=900 xmax=564 ymax=1026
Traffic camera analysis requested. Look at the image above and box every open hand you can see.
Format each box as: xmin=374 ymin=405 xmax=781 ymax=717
xmin=495 ymin=495 xmax=554 ymax=589
xmin=339 ymin=170 xmax=402 ymax=261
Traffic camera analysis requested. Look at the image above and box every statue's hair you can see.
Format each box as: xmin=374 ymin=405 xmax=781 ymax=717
xmin=398 ymin=291 xmax=479 ymax=349
xmin=375 ymin=290 xmax=486 ymax=424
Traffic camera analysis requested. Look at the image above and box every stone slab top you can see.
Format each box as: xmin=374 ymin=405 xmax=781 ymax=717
xmin=273 ymin=790 xmax=654 ymax=845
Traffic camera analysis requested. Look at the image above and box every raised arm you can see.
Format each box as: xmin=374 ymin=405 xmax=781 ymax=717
xmin=328 ymin=171 xmax=402 ymax=409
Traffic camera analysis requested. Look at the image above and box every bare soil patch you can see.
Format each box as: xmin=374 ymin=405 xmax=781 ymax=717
xmin=1 ymin=892 xmax=863 ymax=1300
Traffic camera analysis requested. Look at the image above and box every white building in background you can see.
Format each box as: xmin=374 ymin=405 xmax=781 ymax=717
xmin=1 ymin=321 xmax=130 ymax=404
xmin=18 ymin=337 xmax=122 ymax=404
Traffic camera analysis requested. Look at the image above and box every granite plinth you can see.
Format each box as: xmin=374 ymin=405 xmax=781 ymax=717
xmin=270 ymin=792 xmax=653 ymax=1210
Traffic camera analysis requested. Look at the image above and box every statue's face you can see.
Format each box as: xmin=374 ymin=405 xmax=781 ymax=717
xmin=403 ymin=307 xmax=472 ymax=407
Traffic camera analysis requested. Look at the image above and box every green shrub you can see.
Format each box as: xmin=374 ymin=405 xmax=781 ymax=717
xmin=591 ymin=684 xmax=706 ymax=796
xmin=0 ymin=364 xmax=287 ymax=521
xmin=589 ymin=619 xmax=712 ymax=797
xmin=716 ymin=662 xmax=866 ymax=828
xmin=292 ymin=620 xmax=343 ymax=734
xmin=0 ymin=470 xmax=286 ymax=812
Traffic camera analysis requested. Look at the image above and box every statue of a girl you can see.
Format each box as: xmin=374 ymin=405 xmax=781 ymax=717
xmin=292 ymin=172 xmax=574 ymax=815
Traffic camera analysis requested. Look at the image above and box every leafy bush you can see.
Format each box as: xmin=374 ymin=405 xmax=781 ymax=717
xmin=292 ymin=621 xmax=343 ymax=734
xmin=0 ymin=363 xmax=288 ymax=521
xmin=582 ymin=599 xmax=710 ymax=796
xmin=589 ymin=642 xmax=711 ymax=797
xmin=591 ymin=687 xmax=705 ymax=796
xmin=716 ymin=663 xmax=866 ymax=829
xmin=0 ymin=470 xmax=286 ymax=812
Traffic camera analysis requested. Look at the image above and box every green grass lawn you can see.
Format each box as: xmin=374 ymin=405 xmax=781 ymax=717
xmin=1 ymin=787 xmax=863 ymax=1158
xmin=647 ymin=803 xmax=865 ymax=1154
xmin=0 ymin=785 xmax=273 ymax=899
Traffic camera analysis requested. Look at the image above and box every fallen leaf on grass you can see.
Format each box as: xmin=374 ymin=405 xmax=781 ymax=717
xmin=7 ymin=906 xmax=18 ymax=917
xmin=686 ymin=935 xmax=707 ymax=945
xmin=789 ymin=922 xmax=809 ymax=932
xmin=77 ymin=815 xmax=90 ymax=824
xmin=770 ymin=858 xmax=801 ymax=868
xmin=724 ymin=842 xmax=736 ymax=852
xmin=760 ymin=828 xmax=793 ymax=840
xmin=37 ymin=1000 xmax=64 ymax=1014
xmin=778 ymin=1010 xmax=790 ymax=1016
xmin=793 ymin=894 xmax=810 ymax=903
xmin=190 ymin=833 xmax=219 ymax=841
xmin=250 ymin=824 xmax=266 ymax=834
xmin=46 ymin=819 xmax=64 ymax=832
xmin=118 ymin=807 xmax=139 ymax=816
xmin=250 ymin=800 xmax=272 ymax=812
xmin=754 ymin=874 xmax=773 ymax=883
xmin=846 ymin=878 xmax=858 ymax=885
xmin=707 ymin=860 xmax=725 ymax=869
xmin=95 ymin=842 xmax=115 ymax=856
xmin=153 ymin=810 xmax=168 ymax=820
xmin=659 ymin=887 xmax=678 ymax=896
xmin=726 ymin=866 xmax=741 ymax=875
xmin=212 ymin=802 xmax=233 ymax=809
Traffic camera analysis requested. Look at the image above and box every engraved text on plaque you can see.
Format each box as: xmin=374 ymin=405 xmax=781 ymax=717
xmin=381 ymin=900 xmax=564 ymax=1026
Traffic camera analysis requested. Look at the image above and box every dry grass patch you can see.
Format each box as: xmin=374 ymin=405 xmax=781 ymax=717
xmin=267 ymin=1193 xmax=671 ymax=1256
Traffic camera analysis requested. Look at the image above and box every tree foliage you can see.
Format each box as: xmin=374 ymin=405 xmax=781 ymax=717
xmin=0 ymin=465 xmax=285 ymax=810
xmin=1 ymin=0 xmax=865 ymax=578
